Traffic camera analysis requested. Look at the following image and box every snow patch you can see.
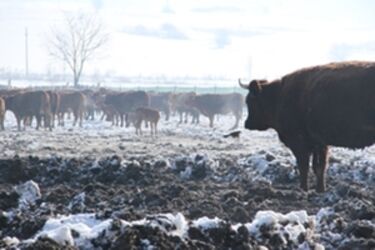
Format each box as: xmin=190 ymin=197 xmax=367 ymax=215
xmin=15 ymin=180 xmax=41 ymax=210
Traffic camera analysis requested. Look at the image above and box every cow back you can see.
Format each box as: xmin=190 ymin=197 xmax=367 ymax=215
xmin=194 ymin=93 xmax=244 ymax=116
xmin=5 ymin=91 xmax=50 ymax=116
xmin=105 ymin=91 xmax=149 ymax=114
xmin=276 ymin=61 xmax=375 ymax=148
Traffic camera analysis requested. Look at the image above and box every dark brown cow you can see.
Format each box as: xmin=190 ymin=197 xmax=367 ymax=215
xmin=58 ymin=91 xmax=85 ymax=127
xmin=239 ymin=61 xmax=375 ymax=192
xmin=104 ymin=91 xmax=149 ymax=127
xmin=0 ymin=97 xmax=5 ymax=130
xmin=188 ymin=93 xmax=244 ymax=129
xmin=4 ymin=91 xmax=52 ymax=131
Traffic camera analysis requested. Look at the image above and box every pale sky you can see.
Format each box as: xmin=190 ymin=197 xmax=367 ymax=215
xmin=1 ymin=0 xmax=375 ymax=81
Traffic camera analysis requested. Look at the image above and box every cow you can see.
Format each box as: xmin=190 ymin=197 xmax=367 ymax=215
xmin=239 ymin=61 xmax=375 ymax=192
xmin=104 ymin=91 xmax=149 ymax=127
xmin=58 ymin=91 xmax=85 ymax=127
xmin=128 ymin=107 xmax=160 ymax=136
xmin=187 ymin=93 xmax=244 ymax=129
xmin=4 ymin=91 xmax=52 ymax=131
xmin=81 ymin=89 xmax=97 ymax=121
xmin=0 ymin=97 xmax=5 ymax=130
xmin=169 ymin=92 xmax=200 ymax=124
xmin=149 ymin=92 xmax=172 ymax=121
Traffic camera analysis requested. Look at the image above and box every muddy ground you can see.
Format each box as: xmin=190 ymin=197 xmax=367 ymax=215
xmin=0 ymin=114 xmax=374 ymax=249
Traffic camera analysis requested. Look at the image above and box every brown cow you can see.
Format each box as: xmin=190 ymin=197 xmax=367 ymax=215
xmin=0 ymin=97 xmax=5 ymax=130
xmin=187 ymin=93 xmax=244 ymax=129
xmin=169 ymin=92 xmax=199 ymax=124
xmin=239 ymin=61 xmax=375 ymax=192
xmin=128 ymin=107 xmax=160 ymax=136
xmin=104 ymin=91 xmax=149 ymax=127
xmin=58 ymin=91 xmax=85 ymax=127
xmin=148 ymin=92 xmax=172 ymax=121
xmin=4 ymin=91 xmax=52 ymax=131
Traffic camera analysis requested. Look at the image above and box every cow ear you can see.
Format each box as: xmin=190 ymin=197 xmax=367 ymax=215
xmin=249 ymin=80 xmax=263 ymax=96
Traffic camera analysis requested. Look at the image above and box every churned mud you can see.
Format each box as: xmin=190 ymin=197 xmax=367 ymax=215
xmin=0 ymin=114 xmax=374 ymax=249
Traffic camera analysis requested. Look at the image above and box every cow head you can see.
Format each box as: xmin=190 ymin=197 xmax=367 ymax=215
xmin=239 ymin=79 xmax=272 ymax=131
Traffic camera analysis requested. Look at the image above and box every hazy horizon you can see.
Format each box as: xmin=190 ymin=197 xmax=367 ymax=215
xmin=1 ymin=0 xmax=375 ymax=82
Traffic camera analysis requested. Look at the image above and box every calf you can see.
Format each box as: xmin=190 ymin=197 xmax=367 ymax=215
xmin=128 ymin=107 xmax=160 ymax=136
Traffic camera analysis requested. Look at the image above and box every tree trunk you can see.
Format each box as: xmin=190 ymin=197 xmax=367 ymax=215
xmin=74 ymin=74 xmax=79 ymax=88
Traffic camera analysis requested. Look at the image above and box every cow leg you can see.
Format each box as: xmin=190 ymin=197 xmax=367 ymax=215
xmin=79 ymin=111 xmax=83 ymax=127
xmin=292 ymin=148 xmax=311 ymax=191
xmin=0 ymin=115 xmax=4 ymax=130
xmin=16 ymin=115 xmax=22 ymax=131
xmin=230 ymin=114 xmax=241 ymax=130
xmin=58 ymin=113 xmax=64 ymax=127
xmin=125 ymin=114 xmax=130 ymax=128
xmin=35 ymin=115 xmax=41 ymax=130
xmin=120 ymin=115 xmax=124 ymax=127
xmin=73 ymin=111 xmax=78 ymax=126
xmin=46 ymin=113 xmax=52 ymax=131
xmin=178 ymin=111 xmax=183 ymax=124
xmin=50 ymin=113 xmax=54 ymax=128
xmin=191 ymin=114 xmax=196 ymax=124
xmin=312 ymin=146 xmax=329 ymax=192
xmin=24 ymin=116 xmax=30 ymax=127
xmin=208 ymin=115 xmax=214 ymax=128
xmin=58 ymin=113 xmax=62 ymax=126
xmin=165 ymin=109 xmax=170 ymax=121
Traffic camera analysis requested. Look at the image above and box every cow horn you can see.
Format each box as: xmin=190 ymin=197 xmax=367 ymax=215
xmin=238 ymin=78 xmax=249 ymax=89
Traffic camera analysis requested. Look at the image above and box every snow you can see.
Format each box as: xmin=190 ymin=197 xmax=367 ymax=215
xmin=245 ymin=210 xmax=313 ymax=246
xmin=68 ymin=192 xmax=86 ymax=211
xmin=18 ymin=210 xmax=320 ymax=248
xmin=192 ymin=216 xmax=223 ymax=230
xmin=25 ymin=213 xmax=112 ymax=248
xmin=2 ymin=236 xmax=20 ymax=247
xmin=15 ymin=180 xmax=41 ymax=210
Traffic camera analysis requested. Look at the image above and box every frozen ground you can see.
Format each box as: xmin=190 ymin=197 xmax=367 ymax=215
xmin=0 ymin=112 xmax=374 ymax=249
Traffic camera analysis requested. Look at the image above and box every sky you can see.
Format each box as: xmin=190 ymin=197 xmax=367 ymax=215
xmin=1 ymin=0 xmax=375 ymax=81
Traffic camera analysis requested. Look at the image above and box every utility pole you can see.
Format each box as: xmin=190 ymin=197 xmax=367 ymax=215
xmin=25 ymin=27 xmax=29 ymax=78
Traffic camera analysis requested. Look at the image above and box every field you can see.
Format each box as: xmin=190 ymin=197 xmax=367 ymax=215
xmin=0 ymin=112 xmax=374 ymax=249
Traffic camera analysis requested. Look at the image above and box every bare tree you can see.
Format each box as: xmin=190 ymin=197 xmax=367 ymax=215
xmin=48 ymin=13 xmax=108 ymax=87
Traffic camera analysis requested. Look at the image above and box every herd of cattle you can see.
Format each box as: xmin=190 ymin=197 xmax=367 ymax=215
xmin=0 ymin=88 xmax=244 ymax=134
